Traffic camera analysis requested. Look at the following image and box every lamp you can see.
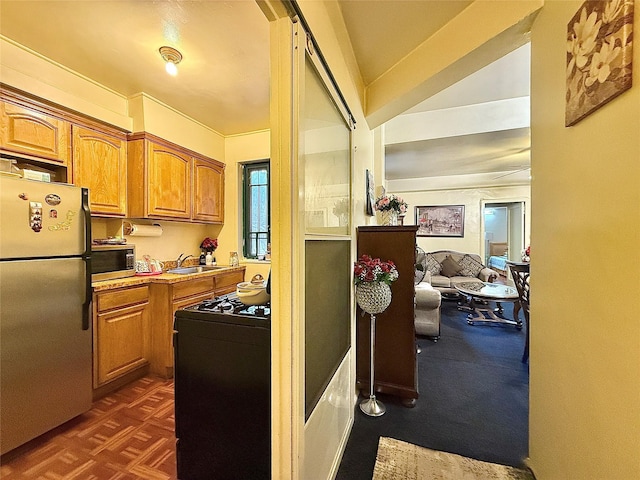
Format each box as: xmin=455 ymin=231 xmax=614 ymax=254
xmin=159 ymin=46 xmax=182 ymax=76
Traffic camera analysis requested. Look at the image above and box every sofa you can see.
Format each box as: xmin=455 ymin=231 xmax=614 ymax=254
xmin=415 ymin=282 xmax=441 ymax=341
xmin=424 ymin=250 xmax=498 ymax=296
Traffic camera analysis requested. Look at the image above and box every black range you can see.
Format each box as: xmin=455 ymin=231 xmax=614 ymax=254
xmin=173 ymin=293 xmax=271 ymax=479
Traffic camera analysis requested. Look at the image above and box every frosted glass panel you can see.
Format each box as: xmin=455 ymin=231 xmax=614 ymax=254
xmin=302 ymin=60 xmax=350 ymax=235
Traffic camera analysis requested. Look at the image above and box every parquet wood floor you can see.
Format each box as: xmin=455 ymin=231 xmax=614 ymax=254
xmin=0 ymin=376 xmax=177 ymax=480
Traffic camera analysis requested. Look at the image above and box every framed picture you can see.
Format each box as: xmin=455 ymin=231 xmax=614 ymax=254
xmin=565 ymin=0 xmax=634 ymax=126
xmin=415 ymin=205 xmax=465 ymax=237
xmin=305 ymin=209 xmax=327 ymax=229
xmin=365 ymin=169 xmax=375 ymax=216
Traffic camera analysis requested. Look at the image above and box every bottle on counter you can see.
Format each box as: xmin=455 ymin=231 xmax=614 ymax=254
xmin=229 ymin=251 xmax=239 ymax=267
xmin=205 ymin=252 xmax=213 ymax=266
xmin=199 ymin=251 xmax=206 ymax=265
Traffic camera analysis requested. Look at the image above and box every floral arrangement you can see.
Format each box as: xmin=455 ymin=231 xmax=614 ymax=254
xmin=332 ymin=198 xmax=350 ymax=216
xmin=522 ymin=245 xmax=530 ymax=262
xmin=353 ymin=254 xmax=399 ymax=286
xmin=374 ymin=194 xmax=408 ymax=215
xmin=200 ymin=237 xmax=218 ymax=252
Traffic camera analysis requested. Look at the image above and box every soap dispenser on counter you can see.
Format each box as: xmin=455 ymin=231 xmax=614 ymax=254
xmin=199 ymin=251 xmax=206 ymax=265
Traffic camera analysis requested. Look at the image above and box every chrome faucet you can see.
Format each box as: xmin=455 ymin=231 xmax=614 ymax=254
xmin=176 ymin=253 xmax=194 ymax=268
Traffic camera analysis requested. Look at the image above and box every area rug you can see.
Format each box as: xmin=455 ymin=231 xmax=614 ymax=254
xmin=372 ymin=437 xmax=534 ymax=480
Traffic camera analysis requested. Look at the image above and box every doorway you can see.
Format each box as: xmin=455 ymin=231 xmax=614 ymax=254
xmin=482 ymin=200 xmax=527 ymax=275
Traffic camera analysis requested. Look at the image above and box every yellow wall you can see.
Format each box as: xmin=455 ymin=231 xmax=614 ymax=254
xmin=91 ymin=218 xmax=220 ymax=265
xmin=2 ymin=38 xmax=256 ymax=272
xmin=529 ymin=2 xmax=640 ymax=479
xmin=0 ymin=36 xmax=131 ymax=130
xmin=128 ymin=93 xmax=225 ymax=160
xmin=223 ymin=130 xmax=272 ymax=280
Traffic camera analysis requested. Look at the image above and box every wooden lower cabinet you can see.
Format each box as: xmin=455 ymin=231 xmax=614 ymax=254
xmin=149 ymin=277 xmax=215 ymax=378
xmin=148 ymin=269 xmax=246 ymax=378
xmin=92 ymin=269 xmax=246 ymax=387
xmin=93 ymin=285 xmax=150 ymax=390
xmin=214 ymin=269 xmax=245 ymax=296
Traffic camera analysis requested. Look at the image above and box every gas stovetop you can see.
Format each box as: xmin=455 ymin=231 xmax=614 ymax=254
xmin=186 ymin=294 xmax=270 ymax=319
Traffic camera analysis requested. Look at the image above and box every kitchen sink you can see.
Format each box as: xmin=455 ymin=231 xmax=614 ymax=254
xmin=166 ymin=266 xmax=226 ymax=275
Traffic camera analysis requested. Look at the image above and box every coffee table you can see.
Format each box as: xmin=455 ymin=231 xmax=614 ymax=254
xmin=454 ymin=282 xmax=522 ymax=328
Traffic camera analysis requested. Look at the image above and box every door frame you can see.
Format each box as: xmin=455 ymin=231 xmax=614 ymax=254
xmin=480 ymin=197 xmax=529 ymax=271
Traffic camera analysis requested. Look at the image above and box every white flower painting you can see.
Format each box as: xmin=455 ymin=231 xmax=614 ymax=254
xmin=566 ymin=0 xmax=634 ymax=126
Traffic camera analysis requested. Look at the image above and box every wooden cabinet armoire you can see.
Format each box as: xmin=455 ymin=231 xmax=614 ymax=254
xmin=356 ymin=225 xmax=418 ymax=406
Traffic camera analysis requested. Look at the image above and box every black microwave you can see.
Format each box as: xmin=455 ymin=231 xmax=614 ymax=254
xmin=91 ymin=244 xmax=136 ymax=282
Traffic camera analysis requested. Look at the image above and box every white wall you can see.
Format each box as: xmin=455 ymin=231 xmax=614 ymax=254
xmin=395 ymin=185 xmax=530 ymax=258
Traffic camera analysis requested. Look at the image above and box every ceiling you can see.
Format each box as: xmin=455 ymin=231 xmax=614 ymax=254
xmin=0 ymin=0 xmax=271 ymax=136
xmin=384 ymin=43 xmax=531 ymax=182
xmin=0 ymin=0 xmax=530 ymax=183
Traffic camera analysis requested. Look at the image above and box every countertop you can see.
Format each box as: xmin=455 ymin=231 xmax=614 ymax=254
xmin=92 ymin=265 xmax=246 ymax=292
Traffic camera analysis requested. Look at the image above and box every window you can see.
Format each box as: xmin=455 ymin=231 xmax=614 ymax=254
xmin=242 ymin=161 xmax=270 ymax=259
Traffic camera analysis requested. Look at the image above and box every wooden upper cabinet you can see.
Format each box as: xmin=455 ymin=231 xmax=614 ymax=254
xmin=127 ymin=133 xmax=191 ymax=220
xmin=128 ymin=132 xmax=225 ymax=223
xmin=0 ymin=100 xmax=71 ymax=164
xmin=147 ymin=142 xmax=191 ymax=219
xmin=72 ymin=125 xmax=127 ymax=217
xmin=193 ymin=156 xmax=224 ymax=223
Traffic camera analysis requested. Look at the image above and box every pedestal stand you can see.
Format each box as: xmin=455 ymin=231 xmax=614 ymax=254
xmin=359 ymin=313 xmax=385 ymax=416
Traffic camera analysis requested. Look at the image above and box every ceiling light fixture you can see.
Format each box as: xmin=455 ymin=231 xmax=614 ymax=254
xmin=159 ymin=46 xmax=182 ymax=76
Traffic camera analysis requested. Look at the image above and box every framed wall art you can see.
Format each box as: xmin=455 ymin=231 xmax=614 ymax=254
xmin=415 ymin=205 xmax=465 ymax=237
xmin=566 ymin=0 xmax=634 ymax=126
xmin=365 ymin=169 xmax=375 ymax=216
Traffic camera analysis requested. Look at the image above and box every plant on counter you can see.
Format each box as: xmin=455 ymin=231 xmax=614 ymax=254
xmin=200 ymin=237 xmax=218 ymax=252
xmin=353 ymin=254 xmax=399 ymax=286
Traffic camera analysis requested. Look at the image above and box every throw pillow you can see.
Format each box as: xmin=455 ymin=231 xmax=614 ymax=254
xmin=459 ymin=254 xmax=484 ymax=277
xmin=440 ymin=255 xmax=462 ymax=277
xmin=425 ymin=253 xmax=442 ymax=275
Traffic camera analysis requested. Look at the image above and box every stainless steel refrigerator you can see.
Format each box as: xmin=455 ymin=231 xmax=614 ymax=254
xmin=0 ymin=175 xmax=92 ymax=455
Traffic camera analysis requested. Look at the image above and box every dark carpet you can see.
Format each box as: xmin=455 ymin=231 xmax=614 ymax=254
xmin=335 ymin=298 xmax=530 ymax=480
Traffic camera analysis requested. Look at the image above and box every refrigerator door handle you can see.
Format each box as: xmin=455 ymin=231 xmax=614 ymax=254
xmin=82 ymin=261 xmax=91 ymax=330
xmin=82 ymin=188 xmax=92 ymax=331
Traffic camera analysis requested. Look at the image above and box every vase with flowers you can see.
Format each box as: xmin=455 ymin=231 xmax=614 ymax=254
xmin=200 ymin=237 xmax=218 ymax=265
xmin=374 ymin=194 xmax=408 ymax=226
xmin=353 ymin=254 xmax=399 ymax=315
xmin=522 ymin=245 xmax=530 ymax=262
xmin=353 ymin=254 xmax=399 ymax=417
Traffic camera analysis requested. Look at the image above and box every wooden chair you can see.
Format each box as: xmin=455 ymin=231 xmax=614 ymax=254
xmin=508 ymin=261 xmax=530 ymax=363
